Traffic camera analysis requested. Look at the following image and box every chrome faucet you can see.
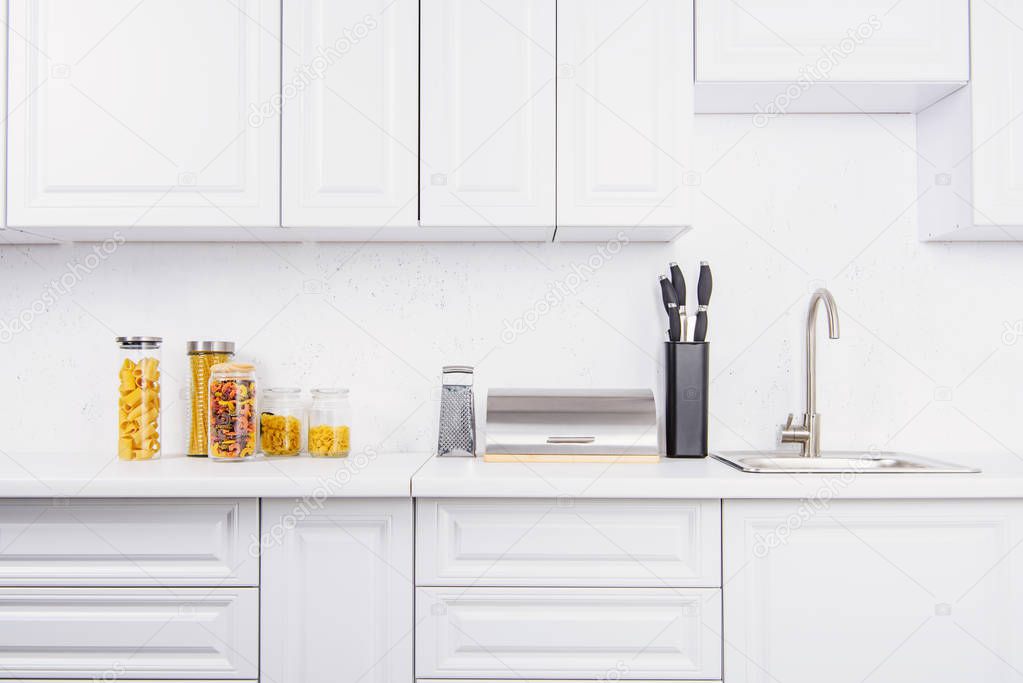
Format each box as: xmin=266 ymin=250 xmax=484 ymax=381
xmin=780 ymin=289 xmax=840 ymax=457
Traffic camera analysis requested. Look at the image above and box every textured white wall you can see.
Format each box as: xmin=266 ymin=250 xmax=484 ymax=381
xmin=1 ymin=114 xmax=1020 ymax=461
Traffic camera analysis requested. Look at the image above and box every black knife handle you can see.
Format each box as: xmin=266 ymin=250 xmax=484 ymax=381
xmin=668 ymin=304 xmax=681 ymax=342
xmin=697 ymin=261 xmax=712 ymax=306
xmin=694 ymin=310 xmax=708 ymax=342
xmin=669 ymin=262 xmax=686 ymax=312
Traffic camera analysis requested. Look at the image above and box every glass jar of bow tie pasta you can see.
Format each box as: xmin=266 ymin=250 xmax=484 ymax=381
xmin=116 ymin=336 xmax=162 ymax=461
xmin=208 ymin=362 xmax=258 ymax=461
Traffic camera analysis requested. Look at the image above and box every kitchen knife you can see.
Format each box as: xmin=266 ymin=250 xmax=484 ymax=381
xmin=659 ymin=275 xmax=681 ymax=343
xmin=694 ymin=261 xmax=712 ymax=342
xmin=669 ymin=262 xmax=687 ymax=342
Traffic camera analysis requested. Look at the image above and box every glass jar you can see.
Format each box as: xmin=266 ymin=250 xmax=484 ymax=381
xmin=208 ymin=362 xmax=258 ymax=461
xmin=308 ymin=388 xmax=351 ymax=458
xmin=187 ymin=341 xmax=235 ymax=456
xmin=116 ymin=336 xmax=163 ymax=461
xmin=260 ymin=388 xmax=304 ymax=456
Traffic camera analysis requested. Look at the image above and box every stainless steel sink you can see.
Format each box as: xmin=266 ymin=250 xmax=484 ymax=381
xmin=713 ymin=451 xmax=980 ymax=473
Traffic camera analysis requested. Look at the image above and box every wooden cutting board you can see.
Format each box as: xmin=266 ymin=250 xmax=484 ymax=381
xmin=483 ymin=453 xmax=660 ymax=464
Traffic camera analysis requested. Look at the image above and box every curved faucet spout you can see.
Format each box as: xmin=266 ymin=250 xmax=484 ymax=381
xmin=781 ymin=289 xmax=840 ymax=457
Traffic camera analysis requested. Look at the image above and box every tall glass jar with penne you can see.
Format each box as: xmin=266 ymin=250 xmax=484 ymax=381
xmin=116 ymin=336 xmax=162 ymax=461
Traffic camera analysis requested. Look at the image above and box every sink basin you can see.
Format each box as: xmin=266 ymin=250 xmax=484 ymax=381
xmin=713 ymin=451 xmax=980 ymax=473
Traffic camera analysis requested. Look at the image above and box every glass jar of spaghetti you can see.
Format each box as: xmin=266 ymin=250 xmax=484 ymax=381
xmin=308 ymin=388 xmax=351 ymax=458
xmin=116 ymin=336 xmax=162 ymax=461
xmin=208 ymin=362 xmax=258 ymax=461
xmin=187 ymin=341 xmax=235 ymax=456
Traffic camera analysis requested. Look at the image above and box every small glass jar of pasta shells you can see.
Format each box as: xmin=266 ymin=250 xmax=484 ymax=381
xmin=260 ymin=388 xmax=304 ymax=456
xmin=308 ymin=388 xmax=351 ymax=458
xmin=208 ymin=362 xmax=258 ymax=461
xmin=116 ymin=336 xmax=162 ymax=461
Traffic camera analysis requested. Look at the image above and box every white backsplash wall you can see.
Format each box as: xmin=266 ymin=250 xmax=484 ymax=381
xmin=1 ymin=114 xmax=1021 ymax=460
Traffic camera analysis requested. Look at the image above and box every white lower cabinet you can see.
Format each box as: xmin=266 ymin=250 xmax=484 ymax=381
xmin=416 ymin=586 xmax=722 ymax=680
xmin=0 ymin=498 xmax=258 ymax=586
xmin=417 ymin=498 xmax=720 ymax=587
xmin=260 ymin=498 xmax=414 ymax=683
xmin=724 ymin=499 xmax=1023 ymax=683
xmin=0 ymin=587 xmax=258 ymax=679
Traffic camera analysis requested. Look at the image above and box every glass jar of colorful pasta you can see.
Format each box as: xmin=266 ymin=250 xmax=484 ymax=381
xmin=308 ymin=388 xmax=351 ymax=458
xmin=116 ymin=336 xmax=162 ymax=461
xmin=260 ymin=388 xmax=304 ymax=456
xmin=208 ymin=362 xmax=258 ymax=461
xmin=187 ymin=341 xmax=235 ymax=456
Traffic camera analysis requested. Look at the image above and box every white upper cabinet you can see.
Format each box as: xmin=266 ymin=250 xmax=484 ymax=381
xmin=282 ymin=0 xmax=418 ymax=232
xmin=555 ymin=0 xmax=691 ymax=241
xmin=420 ymin=0 xmax=555 ymax=238
xmin=695 ymin=0 xmax=970 ymax=113
xmin=918 ymin=0 xmax=1023 ymax=241
xmin=7 ymin=0 xmax=281 ymax=236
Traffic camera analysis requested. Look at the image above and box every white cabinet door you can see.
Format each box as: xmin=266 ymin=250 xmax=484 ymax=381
xmin=7 ymin=0 xmax=280 ymax=233
xmin=695 ymin=0 xmax=969 ymax=113
xmin=0 ymin=498 xmax=258 ymax=586
xmin=970 ymin=0 xmax=1023 ymax=229
xmin=260 ymin=498 xmax=414 ymax=683
xmin=282 ymin=0 xmax=418 ymax=230
xmin=917 ymin=0 xmax=1023 ymax=241
xmin=420 ymin=0 xmax=555 ymax=234
xmin=417 ymin=586 xmax=722 ymax=679
xmin=0 ymin=587 xmax=258 ymax=679
xmin=556 ymin=0 xmax=690 ymax=238
xmin=417 ymin=498 xmax=720 ymax=587
xmin=724 ymin=500 xmax=1023 ymax=683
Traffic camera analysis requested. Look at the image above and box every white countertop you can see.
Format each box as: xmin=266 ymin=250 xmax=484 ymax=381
xmin=4 ymin=450 xmax=1023 ymax=500
xmin=411 ymin=452 xmax=1023 ymax=499
xmin=0 ymin=451 xmax=433 ymax=498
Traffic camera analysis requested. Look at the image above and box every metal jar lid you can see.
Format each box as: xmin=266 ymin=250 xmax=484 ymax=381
xmin=116 ymin=336 xmax=163 ymax=349
xmin=187 ymin=341 xmax=236 ymax=354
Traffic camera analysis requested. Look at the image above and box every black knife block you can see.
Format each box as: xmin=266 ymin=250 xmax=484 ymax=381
xmin=665 ymin=342 xmax=709 ymax=458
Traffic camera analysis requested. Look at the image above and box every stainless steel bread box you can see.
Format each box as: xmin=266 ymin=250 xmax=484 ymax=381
xmin=484 ymin=389 xmax=659 ymax=462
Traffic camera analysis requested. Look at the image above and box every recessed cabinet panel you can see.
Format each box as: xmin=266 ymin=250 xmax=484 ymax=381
xmin=260 ymin=499 xmax=414 ymax=683
xmin=417 ymin=498 xmax=720 ymax=586
xmin=695 ymin=0 xmax=969 ymax=113
xmin=0 ymin=587 xmax=258 ymax=679
xmin=7 ymin=0 xmax=280 ymax=230
xmin=556 ymin=0 xmax=690 ymax=234
xmin=282 ymin=0 xmax=418 ymax=229
xmin=723 ymin=500 xmax=1023 ymax=683
xmin=416 ymin=586 xmax=723 ymax=679
xmin=420 ymin=0 xmax=555 ymax=232
xmin=0 ymin=498 xmax=258 ymax=586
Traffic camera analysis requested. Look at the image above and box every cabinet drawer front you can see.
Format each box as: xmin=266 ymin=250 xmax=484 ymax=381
xmin=416 ymin=587 xmax=722 ymax=679
xmin=417 ymin=498 xmax=720 ymax=586
xmin=0 ymin=588 xmax=258 ymax=679
xmin=0 ymin=498 xmax=258 ymax=586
